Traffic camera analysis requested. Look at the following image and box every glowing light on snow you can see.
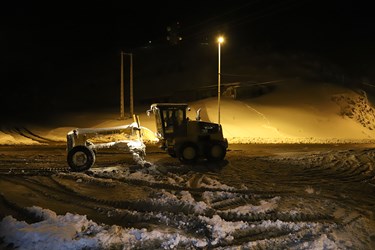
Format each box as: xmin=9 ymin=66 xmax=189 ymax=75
xmin=127 ymin=140 xmax=149 ymax=166
xmin=244 ymin=103 xmax=285 ymax=137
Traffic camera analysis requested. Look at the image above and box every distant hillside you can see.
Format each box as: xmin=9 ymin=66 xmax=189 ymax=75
xmin=131 ymin=42 xmax=363 ymax=103
xmin=3 ymin=42 xmax=370 ymax=124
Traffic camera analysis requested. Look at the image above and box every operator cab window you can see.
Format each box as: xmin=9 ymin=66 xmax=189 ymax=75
xmin=162 ymin=109 xmax=186 ymax=134
xmin=175 ymin=109 xmax=185 ymax=126
xmin=163 ymin=110 xmax=174 ymax=133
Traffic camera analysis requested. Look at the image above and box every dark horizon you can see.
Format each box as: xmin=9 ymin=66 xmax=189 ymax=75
xmin=1 ymin=0 xmax=374 ymax=122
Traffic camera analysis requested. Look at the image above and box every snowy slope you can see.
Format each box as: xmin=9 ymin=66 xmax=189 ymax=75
xmin=2 ymin=80 xmax=375 ymax=145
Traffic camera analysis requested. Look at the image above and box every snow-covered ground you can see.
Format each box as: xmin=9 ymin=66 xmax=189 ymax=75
xmin=1 ymin=80 xmax=375 ymax=249
xmin=1 ymin=146 xmax=375 ymax=249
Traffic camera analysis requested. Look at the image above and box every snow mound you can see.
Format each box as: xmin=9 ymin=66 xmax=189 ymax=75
xmin=0 ymin=206 xmax=205 ymax=249
xmin=332 ymin=90 xmax=375 ymax=130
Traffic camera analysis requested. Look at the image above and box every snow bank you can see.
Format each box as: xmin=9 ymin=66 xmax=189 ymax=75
xmin=0 ymin=206 xmax=204 ymax=249
xmin=0 ymin=207 xmax=99 ymax=249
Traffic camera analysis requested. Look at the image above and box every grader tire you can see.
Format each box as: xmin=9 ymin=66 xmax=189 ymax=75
xmin=177 ymin=142 xmax=199 ymax=164
xmin=67 ymin=146 xmax=95 ymax=172
xmin=206 ymin=141 xmax=226 ymax=162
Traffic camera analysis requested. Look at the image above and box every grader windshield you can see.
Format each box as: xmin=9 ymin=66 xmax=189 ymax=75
xmin=149 ymin=103 xmax=188 ymax=139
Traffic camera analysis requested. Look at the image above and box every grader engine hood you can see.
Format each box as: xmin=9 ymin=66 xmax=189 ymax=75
xmin=191 ymin=121 xmax=221 ymax=135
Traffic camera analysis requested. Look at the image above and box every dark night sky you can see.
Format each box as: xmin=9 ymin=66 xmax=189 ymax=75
xmin=3 ymin=1 xmax=369 ymax=49
xmin=1 ymin=0 xmax=374 ymax=121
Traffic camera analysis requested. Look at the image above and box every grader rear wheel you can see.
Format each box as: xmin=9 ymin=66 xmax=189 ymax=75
xmin=206 ymin=142 xmax=226 ymax=162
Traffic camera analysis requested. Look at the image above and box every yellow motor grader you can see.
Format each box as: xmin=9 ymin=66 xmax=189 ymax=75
xmin=66 ymin=103 xmax=228 ymax=171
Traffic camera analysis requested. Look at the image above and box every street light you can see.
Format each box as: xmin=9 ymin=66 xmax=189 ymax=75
xmin=120 ymin=51 xmax=134 ymax=120
xmin=217 ymin=36 xmax=224 ymax=124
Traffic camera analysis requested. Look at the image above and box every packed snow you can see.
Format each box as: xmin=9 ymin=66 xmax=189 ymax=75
xmin=0 ymin=186 xmax=343 ymax=250
xmin=1 ymin=160 xmax=372 ymax=249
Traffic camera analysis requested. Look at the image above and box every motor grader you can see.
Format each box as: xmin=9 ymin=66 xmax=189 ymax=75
xmin=66 ymin=103 xmax=227 ymax=171
xmin=147 ymin=103 xmax=228 ymax=163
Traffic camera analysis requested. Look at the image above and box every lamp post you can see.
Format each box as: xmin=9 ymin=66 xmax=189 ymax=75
xmin=217 ymin=36 xmax=224 ymax=124
xmin=120 ymin=51 xmax=134 ymax=119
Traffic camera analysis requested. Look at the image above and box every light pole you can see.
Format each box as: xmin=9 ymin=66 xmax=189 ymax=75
xmin=120 ymin=51 xmax=134 ymax=119
xmin=217 ymin=36 xmax=224 ymax=124
xmin=120 ymin=51 xmax=125 ymax=119
xmin=128 ymin=53 xmax=134 ymax=117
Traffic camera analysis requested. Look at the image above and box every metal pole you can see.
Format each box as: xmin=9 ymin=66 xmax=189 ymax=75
xmin=129 ymin=53 xmax=134 ymax=116
xmin=120 ymin=51 xmax=125 ymax=119
xmin=218 ymin=42 xmax=221 ymax=124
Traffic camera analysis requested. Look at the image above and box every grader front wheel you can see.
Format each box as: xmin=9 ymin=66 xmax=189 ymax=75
xmin=67 ymin=145 xmax=96 ymax=172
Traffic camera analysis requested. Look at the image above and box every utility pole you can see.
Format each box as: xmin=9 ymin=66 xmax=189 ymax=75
xmin=120 ymin=51 xmax=125 ymax=119
xmin=119 ymin=52 xmax=134 ymax=119
xmin=129 ymin=53 xmax=134 ymax=116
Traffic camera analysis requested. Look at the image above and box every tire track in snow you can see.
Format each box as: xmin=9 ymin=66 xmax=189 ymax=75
xmin=1 ymin=145 xmax=374 ymax=249
xmin=242 ymin=102 xmax=286 ymax=137
xmin=0 ymin=126 xmax=63 ymax=144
